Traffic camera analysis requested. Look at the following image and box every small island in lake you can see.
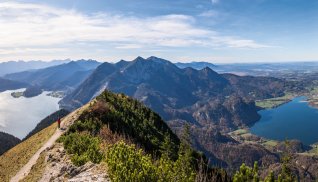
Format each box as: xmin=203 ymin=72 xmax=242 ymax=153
xmin=11 ymin=86 xmax=43 ymax=98
xmin=11 ymin=91 xmax=24 ymax=98
xmin=46 ymin=91 xmax=64 ymax=98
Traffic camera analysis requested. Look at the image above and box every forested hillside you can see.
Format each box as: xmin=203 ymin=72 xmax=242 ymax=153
xmin=0 ymin=132 xmax=20 ymax=155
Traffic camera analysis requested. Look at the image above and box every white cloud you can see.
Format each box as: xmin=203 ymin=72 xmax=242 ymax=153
xmin=0 ymin=1 xmax=270 ymax=59
xmin=199 ymin=10 xmax=219 ymax=17
xmin=115 ymin=44 xmax=143 ymax=49
xmin=211 ymin=0 xmax=220 ymax=4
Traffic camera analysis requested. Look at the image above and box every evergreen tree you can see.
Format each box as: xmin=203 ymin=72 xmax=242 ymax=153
xmin=233 ymin=162 xmax=259 ymax=182
xmin=160 ymin=133 xmax=177 ymax=160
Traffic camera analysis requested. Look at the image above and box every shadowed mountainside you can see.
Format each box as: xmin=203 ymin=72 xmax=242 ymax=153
xmin=0 ymin=78 xmax=28 ymax=92
xmin=0 ymin=132 xmax=21 ymax=155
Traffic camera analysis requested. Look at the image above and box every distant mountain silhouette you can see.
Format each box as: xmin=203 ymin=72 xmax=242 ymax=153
xmin=0 ymin=60 xmax=71 ymax=76
xmin=4 ymin=60 xmax=101 ymax=92
xmin=175 ymin=61 xmax=217 ymax=69
xmin=0 ymin=78 xmax=28 ymax=92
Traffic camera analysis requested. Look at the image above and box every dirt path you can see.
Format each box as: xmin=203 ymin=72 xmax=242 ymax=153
xmin=10 ymin=104 xmax=89 ymax=182
xmin=10 ymin=129 xmax=64 ymax=182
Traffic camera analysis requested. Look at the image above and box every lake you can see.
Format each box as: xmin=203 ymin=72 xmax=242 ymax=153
xmin=0 ymin=89 xmax=60 ymax=139
xmin=251 ymin=96 xmax=318 ymax=145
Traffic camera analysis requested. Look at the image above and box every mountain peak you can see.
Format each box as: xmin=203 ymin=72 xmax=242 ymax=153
xmin=201 ymin=66 xmax=215 ymax=74
xmin=130 ymin=56 xmax=174 ymax=68
xmin=146 ymin=56 xmax=160 ymax=60
xmin=202 ymin=66 xmax=213 ymax=71
xmin=198 ymin=66 xmax=223 ymax=80
xmin=146 ymin=56 xmax=171 ymax=64
xmin=133 ymin=56 xmax=146 ymax=62
xmin=115 ymin=59 xmax=130 ymax=68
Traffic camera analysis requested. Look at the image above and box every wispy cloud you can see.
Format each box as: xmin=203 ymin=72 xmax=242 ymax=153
xmin=211 ymin=0 xmax=220 ymax=4
xmin=0 ymin=48 xmax=67 ymax=57
xmin=0 ymin=1 xmax=270 ymax=56
xmin=199 ymin=10 xmax=219 ymax=17
xmin=115 ymin=44 xmax=143 ymax=49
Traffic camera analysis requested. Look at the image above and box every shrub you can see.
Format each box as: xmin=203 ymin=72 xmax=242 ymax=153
xmin=60 ymin=133 xmax=103 ymax=166
xmin=106 ymin=141 xmax=197 ymax=182
xmin=233 ymin=162 xmax=259 ymax=182
xmin=106 ymin=141 xmax=158 ymax=182
xmin=68 ymin=118 xmax=102 ymax=135
xmin=233 ymin=162 xmax=297 ymax=182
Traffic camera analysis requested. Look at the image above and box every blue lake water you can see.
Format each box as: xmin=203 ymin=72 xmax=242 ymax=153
xmin=251 ymin=96 xmax=318 ymax=145
xmin=0 ymin=89 xmax=60 ymax=139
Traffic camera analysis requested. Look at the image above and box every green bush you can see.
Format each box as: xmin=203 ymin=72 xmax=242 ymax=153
xmin=106 ymin=141 xmax=158 ymax=182
xmin=106 ymin=141 xmax=197 ymax=182
xmin=233 ymin=162 xmax=259 ymax=182
xmin=60 ymin=133 xmax=103 ymax=166
xmin=68 ymin=118 xmax=102 ymax=135
xmin=233 ymin=162 xmax=297 ymax=182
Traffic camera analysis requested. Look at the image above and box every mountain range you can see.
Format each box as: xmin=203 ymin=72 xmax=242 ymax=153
xmin=61 ymin=56 xmax=285 ymax=123
xmin=4 ymin=60 xmax=101 ymax=93
xmin=175 ymin=61 xmax=217 ymax=70
xmin=58 ymin=56 xmax=289 ymax=169
xmin=0 ymin=60 xmax=71 ymax=77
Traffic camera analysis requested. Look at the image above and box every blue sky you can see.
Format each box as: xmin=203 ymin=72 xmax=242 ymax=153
xmin=0 ymin=0 xmax=317 ymax=63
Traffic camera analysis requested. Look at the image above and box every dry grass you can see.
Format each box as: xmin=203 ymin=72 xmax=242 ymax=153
xmin=21 ymin=151 xmax=47 ymax=182
xmin=99 ymin=125 xmax=127 ymax=145
xmin=0 ymin=123 xmax=57 ymax=182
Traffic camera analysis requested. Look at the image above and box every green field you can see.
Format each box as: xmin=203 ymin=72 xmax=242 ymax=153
xmin=229 ymin=129 xmax=279 ymax=150
xmin=305 ymin=86 xmax=318 ymax=108
xmin=255 ymin=93 xmax=293 ymax=109
xmin=262 ymin=140 xmax=279 ymax=148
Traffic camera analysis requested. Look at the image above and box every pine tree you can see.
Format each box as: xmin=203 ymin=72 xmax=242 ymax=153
xmin=160 ymin=133 xmax=177 ymax=160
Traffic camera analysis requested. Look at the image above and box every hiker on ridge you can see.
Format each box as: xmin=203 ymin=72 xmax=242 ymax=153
xmin=57 ymin=118 xmax=61 ymax=129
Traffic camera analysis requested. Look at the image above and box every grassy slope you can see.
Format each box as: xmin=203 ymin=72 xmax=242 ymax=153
xmin=0 ymin=123 xmax=57 ymax=182
xmin=21 ymin=151 xmax=47 ymax=182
